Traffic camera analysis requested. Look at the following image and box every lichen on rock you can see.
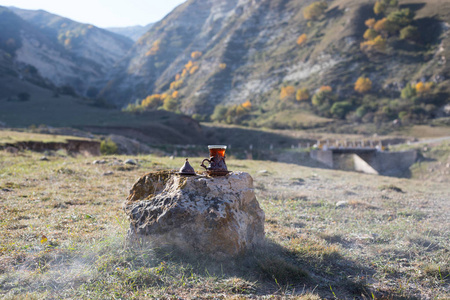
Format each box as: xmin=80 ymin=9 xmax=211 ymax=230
xmin=124 ymin=171 xmax=265 ymax=259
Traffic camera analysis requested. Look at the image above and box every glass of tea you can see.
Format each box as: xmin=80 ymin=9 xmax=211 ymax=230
xmin=208 ymin=145 xmax=226 ymax=158
xmin=201 ymin=145 xmax=228 ymax=173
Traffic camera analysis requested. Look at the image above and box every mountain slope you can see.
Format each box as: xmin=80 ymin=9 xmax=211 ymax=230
xmin=0 ymin=6 xmax=94 ymax=91
xmin=106 ymin=23 xmax=154 ymax=41
xmin=3 ymin=7 xmax=133 ymax=96
xmin=99 ymin=0 xmax=450 ymax=127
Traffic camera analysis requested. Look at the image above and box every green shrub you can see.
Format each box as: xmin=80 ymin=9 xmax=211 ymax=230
xmin=400 ymin=25 xmax=419 ymax=41
xmin=211 ymin=105 xmax=228 ymax=122
xmin=401 ymin=84 xmax=416 ymax=99
xmin=303 ymin=1 xmax=328 ymax=20
xmin=330 ymin=101 xmax=353 ymax=119
xmin=100 ymin=138 xmax=118 ymax=155
xmin=162 ymin=96 xmax=178 ymax=112
xmin=387 ymin=8 xmax=413 ymax=29
xmin=355 ymin=105 xmax=370 ymax=119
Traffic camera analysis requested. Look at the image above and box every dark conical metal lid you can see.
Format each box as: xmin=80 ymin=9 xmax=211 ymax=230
xmin=179 ymin=158 xmax=196 ymax=175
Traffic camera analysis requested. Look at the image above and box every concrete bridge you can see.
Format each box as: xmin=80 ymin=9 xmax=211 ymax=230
xmin=310 ymin=147 xmax=417 ymax=176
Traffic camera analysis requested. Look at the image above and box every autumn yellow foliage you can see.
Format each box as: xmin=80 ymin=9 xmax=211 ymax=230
xmin=172 ymin=91 xmax=179 ymax=98
xmin=297 ymin=34 xmax=307 ymax=46
xmin=145 ymin=40 xmax=161 ymax=56
xmin=280 ymin=86 xmax=296 ymax=99
xmin=373 ymin=1 xmax=386 ymax=15
xmin=360 ymin=35 xmax=386 ymax=52
xmin=373 ymin=18 xmax=388 ymax=32
xmin=185 ymin=60 xmax=194 ymax=71
xmin=219 ymin=63 xmax=227 ymax=70
xmin=303 ymin=1 xmax=328 ymax=20
xmin=141 ymin=94 xmax=163 ymax=109
xmin=365 ymin=18 xmax=376 ymax=28
xmin=241 ymin=100 xmax=252 ymax=109
xmin=191 ymin=51 xmax=202 ymax=59
xmin=170 ymin=79 xmax=184 ymax=90
xmin=181 ymin=69 xmax=188 ymax=77
xmin=415 ymin=82 xmax=433 ymax=95
xmin=363 ymin=28 xmax=378 ymax=40
xmin=319 ymin=86 xmax=332 ymax=92
xmin=175 ymin=74 xmax=181 ymax=81
xmin=354 ymin=77 xmax=372 ymax=93
xmin=189 ymin=65 xmax=199 ymax=75
xmin=296 ymin=88 xmax=310 ymax=101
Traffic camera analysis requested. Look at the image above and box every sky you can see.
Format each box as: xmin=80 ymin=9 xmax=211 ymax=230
xmin=0 ymin=0 xmax=186 ymax=28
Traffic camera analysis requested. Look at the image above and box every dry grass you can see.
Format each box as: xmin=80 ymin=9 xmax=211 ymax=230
xmin=0 ymin=143 xmax=449 ymax=299
xmin=0 ymin=130 xmax=90 ymax=145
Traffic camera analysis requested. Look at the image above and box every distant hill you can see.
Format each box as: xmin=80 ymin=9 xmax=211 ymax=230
xmin=0 ymin=75 xmax=206 ymax=145
xmin=99 ymin=0 xmax=450 ymax=130
xmin=1 ymin=6 xmax=133 ymax=97
xmin=106 ymin=23 xmax=154 ymax=41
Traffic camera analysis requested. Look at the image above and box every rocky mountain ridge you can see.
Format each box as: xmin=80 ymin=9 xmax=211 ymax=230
xmin=106 ymin=23 xmax=154 ymax=41
xmin=1 ymin=0 xmax=449 ymax=131
xmin=99 ymin=0 xmax=450 ymax=124
xmin=0 ymin=6 xmax=133 ymax=96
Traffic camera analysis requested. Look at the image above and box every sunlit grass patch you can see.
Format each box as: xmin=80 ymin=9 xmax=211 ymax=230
xmin=1 ymin=146 xmax=449 ymax=298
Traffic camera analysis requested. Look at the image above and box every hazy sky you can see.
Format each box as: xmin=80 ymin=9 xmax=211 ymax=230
xmin=0 ymin=0 xmax=186 ymax=28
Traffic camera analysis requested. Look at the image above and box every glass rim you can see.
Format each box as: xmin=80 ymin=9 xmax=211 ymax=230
xmin=208 ymin=145 xmax=227 ymax=149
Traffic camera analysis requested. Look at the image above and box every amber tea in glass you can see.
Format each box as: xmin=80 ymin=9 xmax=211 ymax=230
xmin=208 ymin=145 xmax=226 ymax=158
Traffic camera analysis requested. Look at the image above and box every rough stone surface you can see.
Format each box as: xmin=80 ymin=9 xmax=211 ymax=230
xmin=124 ymin=171 xmax=265 ymax=258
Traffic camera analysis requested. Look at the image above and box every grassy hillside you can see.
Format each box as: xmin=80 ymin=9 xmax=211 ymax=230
xmin=0 ymin=142 xmax=448 ymax=298
xmin=0 ymin=78 xmax=206 ymax=145
xmin=0 ymin=130 xmax=89 ymax=145
xmin=99 ymin=0 xmax=450 ymax=133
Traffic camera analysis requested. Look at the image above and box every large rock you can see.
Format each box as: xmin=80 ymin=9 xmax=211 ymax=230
xmin=124 ymin=171 xmax=265 ymax=258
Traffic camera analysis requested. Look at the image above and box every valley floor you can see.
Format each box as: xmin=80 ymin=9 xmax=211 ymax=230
xmin=0 ymin=148 xmax=448 ymax=299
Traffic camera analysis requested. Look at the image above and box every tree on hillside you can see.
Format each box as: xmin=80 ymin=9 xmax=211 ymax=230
xmin=373 ymin=18 xmax=397 ymax=35
xmin=163 ymin=96 xmax=178 ymax=111
xmin=400 ymin=25 xmax=419 ymax=41
xmin=297 ymin=34 xmax=307 ymax=46
xmin=354 ymin=77 xmax=372 ymax=93
xmin=360 ymin=35 xmax=387 ymax=52
xmin=189 ymin=65 xmax=199 ymax=74
xmin=241 ymin=100 xmax=252 ymax=109
xmin=387 ymin=8 xmax=413 ymax=29
xmin=401 ymin=84 xmax=416 ymax=99
xmin=146 ymin=40 xmax=161 ymax=56
xmin=296 ymin=88 xmax=309 ymax=101
xmin=363 ymin=28 xmax=378 ymax=40
xmin=319 ymin=86 xmax=332 ymax=93
xmin=185 ymin=60 xmax=194 ymax=71
xmin=211 ymin=105 xmax=228 ymax=122
xmin=303 ymin=2 xmax=328 ymax=20
xmin=312 ymin=88 xmax=336 ymax=112
xmin=280 ymin=86 xmax=296 ymax=100
xmin=330 ymin=101 xmax=352 ymax=119
xmin=191 ymin=51 xmax=202 ymax=59
xmin=170 ymin=79 xmax=184 ymax=90
xmin=415 ymin=82 xmax=433 ymax=96
xmin=141 ymin=94 xmax=163 ymax=110
xmin=374 ymin=1 xmax=386 ymax=15
xmin=365 ymin=18 xmax=376 ymax=28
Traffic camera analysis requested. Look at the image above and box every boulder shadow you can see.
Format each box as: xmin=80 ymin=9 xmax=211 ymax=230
xmin=149 ymin=238 xmax=379 ymax=298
